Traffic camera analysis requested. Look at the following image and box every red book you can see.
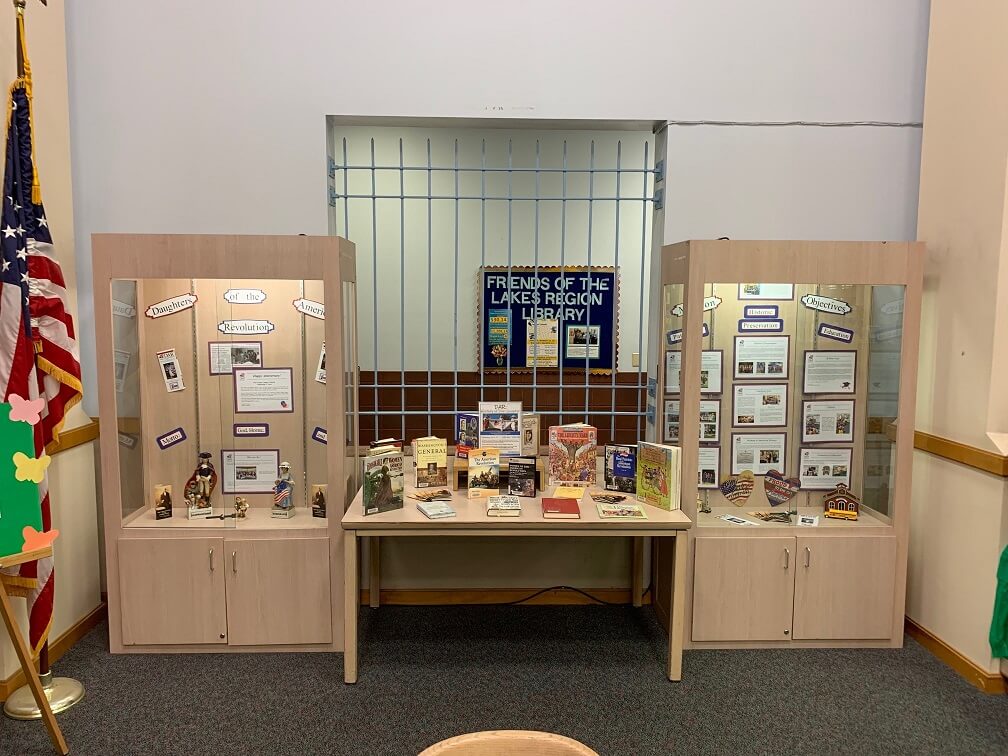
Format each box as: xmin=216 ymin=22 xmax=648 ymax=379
xmin=541 ymin=497 xmax=581 ymax=520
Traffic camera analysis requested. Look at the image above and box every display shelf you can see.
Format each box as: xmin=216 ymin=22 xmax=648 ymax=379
xmin=123 ymin=507 xmax=329 ymax=531
xmin=696 ymin=505 xmax=891 ymax=530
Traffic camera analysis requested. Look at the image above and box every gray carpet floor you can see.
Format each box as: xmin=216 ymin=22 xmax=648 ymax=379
xmin=1 ymin=605 xmax=1006 ymax=755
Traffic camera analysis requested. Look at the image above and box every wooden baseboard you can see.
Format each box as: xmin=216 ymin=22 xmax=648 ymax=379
xmin=0 ymin=602 xmax=107 ymax=702
xmin=360 ymin=587 xmax=650 ymax=606
xmin=905 ymin=617 xmax=1006 ymax=694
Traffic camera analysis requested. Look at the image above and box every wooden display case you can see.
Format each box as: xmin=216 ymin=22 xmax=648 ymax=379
xmin=93 ymin=234 xmax=359 ymax=653
xmin=649 ymin=240 xmax=922 ymax=649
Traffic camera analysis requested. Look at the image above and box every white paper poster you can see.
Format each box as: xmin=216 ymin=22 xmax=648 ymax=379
xmin=734 ymin=336 xmax=789 ymax=379
xmin=234 ymin=367 xmax=294 ymax=412
xmin=526 ymin=319 xmax=559 ymax=367
xmin=803 ymin=351 xmax=856 ymax=394
xmin=698 ymin=446 xmax=720 ymax=489
xmin=208 ymin=341 xmax=262 ymax=376
xmin=732 ymin=384 xmax=787 ymax=427
xmin=799 ymin=447 xmax=852 ymax=489
xmin=114 ymin=350 xmax=131 ymax=393
xmin=731 ymin=433 xmax=786 ymax=475
xmin=478 ymin=401 xmax=522 ymax=457
xmin=699 ymin=399 xmax=721 ymax=442
xmin=315 ymin=343 xmax=326 ymax=385
xmin=665 ymin=350 xmax=722 ymax=394
xmin=221 ymin=449 xmax=280 ymax=494
xmin=664 ymin=399 xmax=680 ymax=442
xmin=156 ymin=349 xmax=184 ymax=392
xmin=565 ymin=325 xmax=600 ymax=359
xmin=738 ymin=283 xmax=794 ymax=300
xmin=802 ymin=400 xmax=854 ymax=443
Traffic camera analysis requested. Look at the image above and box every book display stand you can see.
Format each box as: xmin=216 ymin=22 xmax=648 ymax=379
xmin=652 ymin=240 xmax=923 ymax=647
xmin=93 ymin=234 xmax=359 ymax=653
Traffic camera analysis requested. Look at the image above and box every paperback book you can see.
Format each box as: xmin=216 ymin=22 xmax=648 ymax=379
xmin=548 ymin=423 xmax=597 ymax=486
xmin=363 ymin=447 xmax=405 ymax=515
xmin=486 ymin=494 xmax=522 ymax=517
xmin=455 ymin=412 xmax=479 ymax=460
xmin=507 ymin=457 xmax=537 ymax=497
xmin=604 ymin=444 xmax=637 ymax=493
xmin=408 ymin=489 xmax=452 ymax=502
xmin=478 ymin=401 xmax=523 ymax=457
xmin=636 ymin=442 xmax=682 ymax=512
xmin=417 ymin=501 xmax=456 ymax=520
xmin=596 ymin=501 xmax=648 ymax=520
xmin=413 ymin=436 xmax=448 ymax=488
xmin=521 ymin=413 xmax=540 ymax=457
xmin=553 ymin=485 xmax=586 ymax=500
xmin=467 ymin=447 xmax=501 ymax=499
xmin=541 ymin=497 xmax=581 ymax=520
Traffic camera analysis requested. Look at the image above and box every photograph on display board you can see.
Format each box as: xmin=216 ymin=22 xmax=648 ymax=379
xmin=731 ymin=433 xmax=787 ymax=475
xmin=732 ymin=384 xmax=788 ymax=428
xmin=733 ymin=336 xmax=789 ymax=380
xmin=208 ymin=341 xmax=263 ymax=376
xmin=738 ymin=283 xmax=795 ymax=300
xmin=803 ymin=350 xmax=857 ymax=394
xmin=665 ymin=399 xmax=720 ymax=442
xmin=799 ymin=447 xmax=853 ymax=489
xmin=698 ymin=446 xmax=720 ymax=489
xmin=802 ymin=400 xmax=855 ymax=443
xmin=665 ymin=350 xmax=723 ymax=394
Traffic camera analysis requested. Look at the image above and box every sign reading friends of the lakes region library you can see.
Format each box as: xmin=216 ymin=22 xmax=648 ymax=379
xmin=480 ymin=266 xmax=618 ymax=374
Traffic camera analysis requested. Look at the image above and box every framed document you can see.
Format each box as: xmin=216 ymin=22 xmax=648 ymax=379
xmin=734 ymin=336 xmax=789 ymax=380
xmin=665 ymin=399 xmax=720 ymax=442
xmin=803 ymin=350 xmax=856 ymax=394
xmin=234 ymin=367 xmax=294 ymax=413
xmin=738 ymin=283 xmax=794 ymax=300
xmin=802 ymin=400 xmax=855 ymax=443
xmin=732 ymin=384 xmax=788 ymax=427
xmin=731 ymin=433 xmax=786 ymax=475
xmin=221 ymin=448 xmax=280 ymax=494
xmin=698 ymin=446 xmax=720 ymax=489
xmin=799 ymin=447 xmax=852 ymax=490
xmin=665 ymin=350 xmax=722 ymax=394
xmin=208 ymin=341 xmax=262 ymax=376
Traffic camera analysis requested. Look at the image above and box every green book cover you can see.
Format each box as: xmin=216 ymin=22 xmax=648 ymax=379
xmin=0 ymin=403 xmax=44 ymax=558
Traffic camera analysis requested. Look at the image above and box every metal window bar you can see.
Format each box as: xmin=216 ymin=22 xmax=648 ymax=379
xmin=329 ymin=132 xmax=654 ymax=446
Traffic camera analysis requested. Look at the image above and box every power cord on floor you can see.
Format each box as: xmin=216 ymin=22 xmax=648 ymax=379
xmin=504 ymin=583 xmax=654 ymax=606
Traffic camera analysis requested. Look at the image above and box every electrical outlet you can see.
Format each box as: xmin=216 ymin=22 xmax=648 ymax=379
xmin=632 ymin=352 xmax=640 ymax=367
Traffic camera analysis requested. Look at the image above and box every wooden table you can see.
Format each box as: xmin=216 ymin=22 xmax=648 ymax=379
xmin=340 ymin=488 xmax=693 ymax=684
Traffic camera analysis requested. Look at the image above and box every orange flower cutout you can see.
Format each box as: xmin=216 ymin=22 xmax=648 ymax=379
xmin=21 ymin=526 xmax=59 ymax=553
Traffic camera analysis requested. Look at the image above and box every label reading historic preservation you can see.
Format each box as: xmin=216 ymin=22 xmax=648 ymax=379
xmin=293 ymin=298 xmax=325 ymax=319
xmin=800 ymin=294 xmax=852 ymax=316
xmin=224 ymin=288 xmax=267 ymax=304
xmin=743 ymin=305 xmax=778 ymax=319
xmin=145 ymin=293 xmax=197 ymax=319
xmin=218 ymin=319 xmax=275 ymax=334
xmin=737 ymin=318 xmax=784 ymax=333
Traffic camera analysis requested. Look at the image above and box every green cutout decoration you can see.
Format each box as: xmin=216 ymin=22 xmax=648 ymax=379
xmin=0 ymin=402 xmax=43 ymax=559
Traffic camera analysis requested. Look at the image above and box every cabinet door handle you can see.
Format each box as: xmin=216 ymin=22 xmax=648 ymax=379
xmin=209 ymin=548 xmax=214 ymax=572
xmin=232 ymin=551 xmax=238 ymax=574
xmin=783 ymin=547 xmax=790 ymax=569
xmin=804 ymin=546 xmax=811 ymax=568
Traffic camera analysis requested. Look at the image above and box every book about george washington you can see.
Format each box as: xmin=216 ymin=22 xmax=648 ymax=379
xmin=363 ymin=445 xmax=404 ymax=515
xmin=467 ymin=447 xmax=501 ymax=500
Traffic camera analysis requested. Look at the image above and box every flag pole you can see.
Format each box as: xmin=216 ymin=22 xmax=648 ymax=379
xmin=3 ymin=0 xmax=85 ymax=723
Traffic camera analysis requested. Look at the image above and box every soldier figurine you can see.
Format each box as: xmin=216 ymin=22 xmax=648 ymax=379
xmin=195 ymin=451 xmax=215 ymax=508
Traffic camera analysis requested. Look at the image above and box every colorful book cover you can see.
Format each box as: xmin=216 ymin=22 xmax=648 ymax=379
xmin=604 ymin=444 xmax=637 ymax=493
xmin=486 ymin=494 xmax=522 ymax=516
xmin=521 ymin=413 xmax=540 ymax=457
xmin=547 ymin=423 xmax=597 ymax=486
xmin=455 ymin=412 xmax=479 ymax=459
xmin=553 ymin=485 xmax=586 ymax=500
xmin=414 ymin=436 xmax=448 ymax=488
xmin=596 ymin=501 xmax=648 ymax=520
xmin=467 ymin=447 xmax=501 ymax=499
xmin=478 ymin=401 xmax=522 ymax=457
xmin=363 ymin=448 xmax=404 ymax=515
xmin=507 ymin=457 xmax=537 ymax=497
xmin=636 ymin=442 xmax=682 ymax=511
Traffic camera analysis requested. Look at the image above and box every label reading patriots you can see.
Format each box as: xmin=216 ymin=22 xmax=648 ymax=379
xmin=218 ymin=319 xmax=275 ymax=334
xmin=666 ymin=323 xmax=710 ymax=345
xmin=145 ymin=293 xmax=197 ymax=319
xmin=293 ymin=298 xmax=325 ymax=320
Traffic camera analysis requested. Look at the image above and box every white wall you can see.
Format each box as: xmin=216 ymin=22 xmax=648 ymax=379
xmin=67 ymin=0 xmax=930 ymax=413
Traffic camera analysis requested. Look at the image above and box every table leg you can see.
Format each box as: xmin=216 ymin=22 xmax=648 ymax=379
xmin=667 ymin=530 xmax=687 ymax=681
xmin=631 ymin=537 xmax=644 ymax=607
xmin=0 ymin=581 xmax=69 ymax=755
xmin=369 ymin=536 xmax=380 ymax=608
xmin=344 ymin=530 xmax=359 ymax=684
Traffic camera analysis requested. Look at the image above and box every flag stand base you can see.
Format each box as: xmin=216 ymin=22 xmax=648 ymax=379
xmin=4 ymin=671 xmax=84 ymax=720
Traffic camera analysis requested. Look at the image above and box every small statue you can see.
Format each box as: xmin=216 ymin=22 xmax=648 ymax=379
xmin=272 ymin=461 xmax=295 ymax=515
xmin=183 ymin=451 xmax=217 ymax=509
xmin=312 ymin=489 xmax=326 ymax=510
xmin=234 ymin=496 xmax=249 ymax=519
xmin=184 ymin=480 xmax=199 ymax=509
xmin=159 ymin=489 xmax=172 ymax=508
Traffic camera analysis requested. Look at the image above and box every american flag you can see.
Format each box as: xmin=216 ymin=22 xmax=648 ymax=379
xmin=0 ymin=65 xmax=83 ymax=654
xmin=274 ymin=481 xmax=292 ymax=507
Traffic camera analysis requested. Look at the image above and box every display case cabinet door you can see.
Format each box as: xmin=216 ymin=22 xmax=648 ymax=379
xmin=793 ymin=535 xmax=896 ymax=641
xmin=692 ymin=536 xmax=796 ymax=642
xmin=118 ymin=537 xmax=227 ymax=645
xmin=223 ymin=537 xmax=332 ymax=646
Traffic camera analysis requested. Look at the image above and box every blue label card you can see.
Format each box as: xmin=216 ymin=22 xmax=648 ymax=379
xmin=156 ymin=427 xmax=187 ymax=450
xmin=613 ymin=450 xmax=636 ymax=477
xmin=738 ymin=318 xmax=784 ymax=333
xmin=743 ymin=305 xmax=779 ymax=319
xmin=666 ymin=323 xmax=710 ymax=345
xmin=233 ymin=423 xmax=270 ymax=438
xmin=817 ymin=323 xmax=854 ymax=343
xmin=311 ymin=427 xmax=328 ymax=445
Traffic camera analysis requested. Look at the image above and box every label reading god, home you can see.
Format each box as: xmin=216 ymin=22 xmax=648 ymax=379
xmin=233 ymin=423 xmax=269 ymax=437
xmin=311 ymin=427 xmax=328 ymax=445
xmin=145 ymin=293 xmax=197 ymax=319
xmin=293 ymin=298 xmax=325 ymax=320
xmin=156 ymin=427 xmax=187 ymax=450
xmin=800 ymin=294 xmax=851 ymax=315
xmin=218 ymin=320 xmax=275 ymax=334
xmin=817 ymin=323 xmax=854 ymax=343
xmin=666 ymin=323 xmax=710 ymax=345
xmin=224 ymin=288 xmax=267 ymax=304
xmin=671 ymin=296 xmax=722 ymax=318
xmin=737 ymin=318 xmax=784 ymax=333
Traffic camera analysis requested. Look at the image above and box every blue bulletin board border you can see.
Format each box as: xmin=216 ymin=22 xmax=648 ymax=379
xmin=479 ymin=266 xmax=619 ymax=375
